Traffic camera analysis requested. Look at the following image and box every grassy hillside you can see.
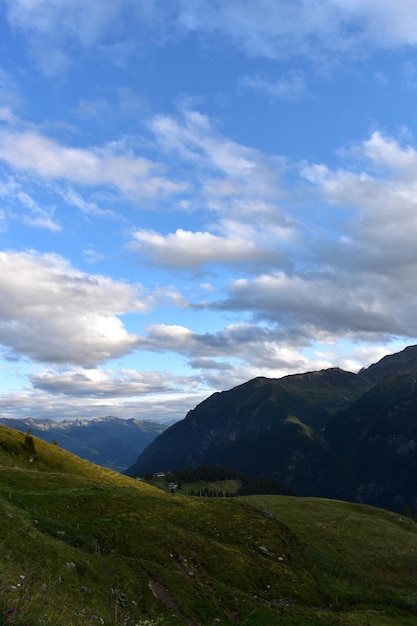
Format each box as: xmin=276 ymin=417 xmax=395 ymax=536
xmin=2 ymin=425 xmax=417 ymax=625
xmin=244 ymin=495 xmax=417 ymax=625
xmin=0 ymin=416 xmax=167 ymax=473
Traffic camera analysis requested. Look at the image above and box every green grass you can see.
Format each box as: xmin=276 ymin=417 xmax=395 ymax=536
xmin=2 ymin=424 xmax=417 ymax=625
xmin=182 ymin=479 xmax=241 ymax=494
xmin=146 ymin=474 xmax=242 ymax=496
xmin=244 ymin=495 xmax=417 ymax=623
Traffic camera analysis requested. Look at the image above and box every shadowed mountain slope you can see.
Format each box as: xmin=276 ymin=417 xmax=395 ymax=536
xmin=126 ymin=345 xmax=417 ymax=512
xmin=359 ymin=344 xmax=417 ymax=384
xmin=326 ymin=371 xmax=417 ymax=510
xmin=126 ymin=368 xmax=370 ymax=492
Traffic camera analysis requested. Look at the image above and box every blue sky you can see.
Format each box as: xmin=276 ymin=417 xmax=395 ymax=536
xmin=1 ymin=0 xmax=417 ymax=423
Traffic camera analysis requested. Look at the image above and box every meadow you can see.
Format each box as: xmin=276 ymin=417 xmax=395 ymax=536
xmin=1 ymin=425 xmax=417 ymax=625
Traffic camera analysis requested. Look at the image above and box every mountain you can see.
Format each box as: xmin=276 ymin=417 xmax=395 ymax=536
xmin=3 ymin=424 xmax=417 ymax=625
xmin=359 ymin=343 xmax=417 ymax=383
xmin=126 ymin=370 xmax=369 ymax=494
xmin=0 ymin=415 xmax=166 ymax=472
xmin=126 ymin=345 xmax=417 ymax=512
xmin=326 ymin=371 xmax=417 ymax=511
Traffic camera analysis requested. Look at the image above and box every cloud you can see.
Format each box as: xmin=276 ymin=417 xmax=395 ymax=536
xmin=331 ymin=0 xmax=417 ymax=47
xmin=0 ymin=250 xmax=149 ymax=365
xmin=0 ymin=178 xmax=62 ymax=231
xmin=0 ymin=108 xmax=289 ymax=243
xmin=83 ymin=249 xmax=106 ymax=264
xmin=30 ymin=367 xmax=200 ymax=397
xmin=177 ymin=0 xmax=417 ymax=60
xmin=128 ymin=226 xmax=284 ymax=269
xmin=16 ymin=191 xmax=61 ymax=231
xmin=221 ymin=274 xmax=404 ymax=336
xmin=148 ymin=110 xmax=293 ymax=258
xmin=58 ymin=188 xmax=118 ymax=219
xmin=196 ymin=130 xmax=417 ymax=345
xmin=135 ymin=107 xmax=294 ymax=270
xmin=4 ymin=0 xmax=128 ymax=74
xmin=0 ymin=127 xmax=186 ymax=200
xmin=362 ymin=131 xmax=417 ymax=174
xmin=120 ymin=108 xmax=294 ymax=272
xmin=3 ymin=0 xmax=176 ymax=75
xmin=0 ymin=335 xmax=404 ymax=423
xmin=145 ymin=322 xmax=303 ymax=366
xmin=150 ymin=108 xmax=286 ymax=191
xmin=5 ymin=0 xmax=121 ymax=43
xmin=6 ymin=0 xmax=417 ymax=78
xmin=141 ymin=321 xmax=366 ymax=389
xmin=0 ymin=385 xmax=202 ymax=423
xmin=302 ymin=131 xmax=417 ymax=279
xmin=2 ymin=115 xmax=414 ymax=378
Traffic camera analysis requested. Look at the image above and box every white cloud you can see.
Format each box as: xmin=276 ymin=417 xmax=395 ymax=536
xmin=0 ymin=250 xmax=149 ymax=365
xmin=58 ymin=188 xmax=118 ymax=219
xmin=4 ymin=0 xmax=125 ymax=74
xmin=83 ymin=249 xmax=106 ymax=264
xmin=3 ymin=0 xmax=175 ymax=75
xmin=150 ymin=109 xmax=285 ymax=191
xmin=5 ymin=0 xmax=120 ymax=43
xmin=331 ymin=0 xmax=417 ymax=46
xmin=30 ymin=367 xmax=200 ymax=397
xmin=177 ymin=0 xmax=417 ymax=59
xmin=0 ymin=128 xmax=186 ymax=200
xmin=6 ymin=0 xmax=417 ymax=79
xmin=302 ymin=131 xmax=417 ymax=280
xmin=0 ymin=178 xmax=62 ymax=231
xmin=16 ymin=191 xmax=61 ymax=231
xmin=0 ymin=385 xmax=202 ymax=423
xmin=192 ymin=130 xmax=417 ymax=345
xmin=121 ymin=108 xmax=294 ymax=271
xmin=128 ymin=226 xmax=284 ymax=269
xmin=362 ymin=131 xmax=417 ymax=174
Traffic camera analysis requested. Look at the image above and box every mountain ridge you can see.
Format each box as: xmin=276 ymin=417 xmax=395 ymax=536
xmin=0 ymin=415 xmax=166 ymax=472
xmin=126 ymin=345 xmax=417 ymax=512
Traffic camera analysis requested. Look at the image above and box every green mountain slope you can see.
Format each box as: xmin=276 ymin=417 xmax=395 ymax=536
xmin=2 ymin=425 xmax=417 ymax=625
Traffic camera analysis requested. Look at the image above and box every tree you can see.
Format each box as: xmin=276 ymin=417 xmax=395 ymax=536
xmin=23 ymin=429 xmax=36 ymax=455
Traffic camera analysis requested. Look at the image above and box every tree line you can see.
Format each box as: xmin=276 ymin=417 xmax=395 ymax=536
xmin=163 ymin=464 xmax=296 ymax=497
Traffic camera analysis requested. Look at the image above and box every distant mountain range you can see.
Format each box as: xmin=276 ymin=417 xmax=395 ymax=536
xmin=126 ymin=345 xmax=417 ymax=512
xmin=0 ymin=415 xmax=166 ymax=472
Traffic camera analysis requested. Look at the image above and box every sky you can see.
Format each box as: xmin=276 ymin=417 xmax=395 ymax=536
xmin=1 ymin=0 xmax=417 ymax=423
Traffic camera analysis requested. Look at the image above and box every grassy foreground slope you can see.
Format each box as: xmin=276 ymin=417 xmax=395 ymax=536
xmin=1 ymin=426 xmax=417 ymax=625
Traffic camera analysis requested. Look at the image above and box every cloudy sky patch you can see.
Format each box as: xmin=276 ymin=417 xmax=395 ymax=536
xmin=0 ymin=0 xmax=416 ymax=421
